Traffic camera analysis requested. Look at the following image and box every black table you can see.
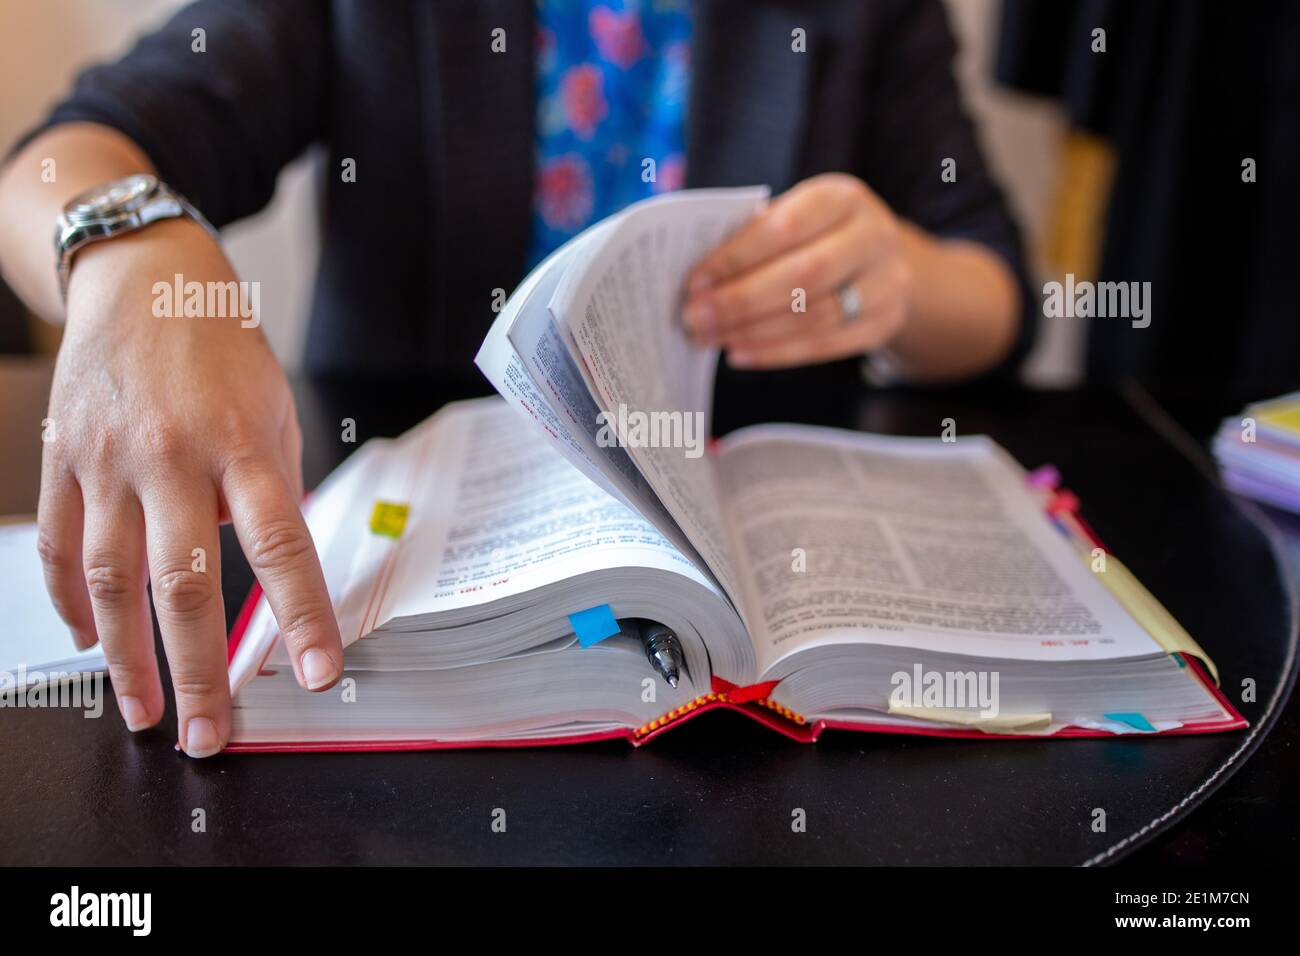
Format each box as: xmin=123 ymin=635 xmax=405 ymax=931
xmin=1 ymin=363 xmax=1295 ymax=865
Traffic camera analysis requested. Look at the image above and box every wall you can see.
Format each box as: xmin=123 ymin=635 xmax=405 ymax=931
xmin=0 ymin=0 xmax=318 ymax=364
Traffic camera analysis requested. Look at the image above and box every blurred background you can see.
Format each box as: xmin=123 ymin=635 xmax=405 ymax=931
xmin=1 ymin=0 xmax=1296 ymax=393
xmin=0 ymin=0 xmax=321 ymax=367
xmin=0 ymin=0 xmax=1075 ymax=383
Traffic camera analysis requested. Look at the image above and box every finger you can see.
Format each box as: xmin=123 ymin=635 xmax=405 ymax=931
xmin=686 ymin=175 xmax=861 ymax=293
xmin=725 ymin=273 xmax=908 ymax=369
xmin=725 ymin=253 xmax=912 ymax=353
xmin=717 ymin=295 xmax=844 ymax=350
xmin=689 ymin=214 xmax=880 ymax=340
xmin=280 ymin=416 xmax=305 ymax=505
xmin=726 ymin=323 xmax=866 ymax=370
xmin=727 ymin=302 xmax=906 ymax=369
xmin=81 ymin=490 xmax=164 ymax=733
xmin=223 ymin=456 xmax=342 ymax=693
xmin=142 ymin=478 xmax=228 ymax=758
xmin=36 ymin=465 xmax=97 ymax=651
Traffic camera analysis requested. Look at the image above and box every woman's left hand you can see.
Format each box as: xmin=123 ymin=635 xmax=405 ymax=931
xmin=683 ymin=173 xmax=913 ymax=369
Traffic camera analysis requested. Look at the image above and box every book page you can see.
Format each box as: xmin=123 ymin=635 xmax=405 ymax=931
xmin=370 ymin=399 xmax=718 ymax=628
xmin=550 ymin=188 xmax=768 ymax=606
xmin=477 ymin=229 xmax=626 ymax=500
xmin=476 ymin=226 xmax=706 ymax=573
xmin=229 ymin=398 xmax=738 ymax=696
xmin=715 ymin=425 xmax=1166 ymax=674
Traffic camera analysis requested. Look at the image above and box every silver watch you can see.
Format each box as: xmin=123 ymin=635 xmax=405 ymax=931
xmin=53 ymin=173 xmax=218 ymax=301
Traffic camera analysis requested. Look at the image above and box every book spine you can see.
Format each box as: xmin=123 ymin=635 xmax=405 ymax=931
xmin=631 ymin=677 xmax=810 ymax=741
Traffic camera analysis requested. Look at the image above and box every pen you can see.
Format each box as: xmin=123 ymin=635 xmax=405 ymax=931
xmin=620 ymin=618 xmax=685 ymax=688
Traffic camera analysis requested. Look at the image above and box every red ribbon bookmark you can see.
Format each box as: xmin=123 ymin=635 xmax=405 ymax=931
xmin=711 ymin=675 xmax=781 ymax=704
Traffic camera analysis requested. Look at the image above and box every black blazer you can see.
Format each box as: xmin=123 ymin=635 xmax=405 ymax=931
xmin=28 ymin=0 xmax=1033 ymax=381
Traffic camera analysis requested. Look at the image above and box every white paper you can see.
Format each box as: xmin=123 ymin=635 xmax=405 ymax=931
xmin=354 ymin=400 xmax=717 ymax=625
xmin=550 ymin=188 xmax=768 ymax=605
xmin=0 ymin=522 xmax=106 ymax=680
xmin=715 ymin=424 xmax=1166 ymax=672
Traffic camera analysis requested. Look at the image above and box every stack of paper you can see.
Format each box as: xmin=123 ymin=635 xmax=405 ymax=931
xmin=0 ymin=521 xmax=107 ymax=684
xmin=1213 ymin=393 xmax=1300 ymax=513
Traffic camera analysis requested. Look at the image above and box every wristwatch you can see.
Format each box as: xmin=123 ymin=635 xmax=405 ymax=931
xmin=53 ymin=173 xmax=218 ymax=301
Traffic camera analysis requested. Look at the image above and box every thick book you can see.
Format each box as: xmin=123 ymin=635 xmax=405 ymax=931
xmin=1213 ymin=391 xmax=1300 ymax=514
xmin=225 ymin=189 xmax=1245 ymax=751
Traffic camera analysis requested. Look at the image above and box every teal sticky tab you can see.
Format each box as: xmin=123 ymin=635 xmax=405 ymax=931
xmin=1104 ymin=712 xmax=1157 ymax=733
xmin=569 ymin=604 xmax=620 ymax=648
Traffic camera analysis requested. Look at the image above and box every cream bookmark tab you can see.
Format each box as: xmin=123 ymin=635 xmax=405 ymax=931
xmin=1088 ymin=553 xmax=1220 ymax=685
xmin=1251 ymin=394 xmax=1300 ymax=436
xmin=887 ymin=704 xmax=1054 ymax=735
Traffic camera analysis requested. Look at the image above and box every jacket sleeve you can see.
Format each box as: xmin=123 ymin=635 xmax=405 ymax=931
xmin=15 ymin=0 xmax=329 ymax=228
xmin=860 ymin=0 xmax=1038 ymax=373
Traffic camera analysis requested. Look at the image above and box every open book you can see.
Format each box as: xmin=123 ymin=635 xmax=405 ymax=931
xmin=225 ymin=189 xmax=1245 ymax=750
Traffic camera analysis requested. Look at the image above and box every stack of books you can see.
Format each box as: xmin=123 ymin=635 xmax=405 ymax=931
xmin=1213 ymin=393 xmax=1300 ymax=514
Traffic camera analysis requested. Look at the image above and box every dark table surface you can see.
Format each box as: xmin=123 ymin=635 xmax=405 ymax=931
xmin=0 ymin=359 xmax=1295 ymax=865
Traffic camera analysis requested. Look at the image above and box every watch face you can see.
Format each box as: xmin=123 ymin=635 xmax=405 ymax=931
xmin=66 ymin=174 xmax=157 ymax=221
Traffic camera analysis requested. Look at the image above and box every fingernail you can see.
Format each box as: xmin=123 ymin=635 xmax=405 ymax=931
xmin=184 ymin=717 xmax=222 ymax=758
xmin=689 ymin=272 xmax=714 ymax=293
xmin=685 ymin=301 xmax=715 ymax=332
xmin=300 ymin=648 xmax=338 ymax=690
xmin=117 ymin=695 xmax=149 ymax=732
xmin=71 ymin=628 xmax=96 ymax=651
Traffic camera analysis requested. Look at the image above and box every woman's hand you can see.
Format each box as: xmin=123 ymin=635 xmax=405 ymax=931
xmin=683 ymin=174 xmax=913 ymax=369
xmin=684 ymin=173 xmax=1022 ymax=380
xmin=38 ymin=218 xmax=343 ymax=757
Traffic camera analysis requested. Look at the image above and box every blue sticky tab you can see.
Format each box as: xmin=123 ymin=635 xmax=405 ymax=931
xmin=1104 ymin=712 xmax=1157 ymax=733
xmin=569 ymin=604 xmax=620 ymax=648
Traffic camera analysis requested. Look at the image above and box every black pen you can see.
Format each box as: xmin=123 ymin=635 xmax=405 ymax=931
xmin=619 ymin=618 xmax=685 ymax=688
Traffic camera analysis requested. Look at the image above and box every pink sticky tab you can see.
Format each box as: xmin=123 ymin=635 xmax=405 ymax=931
xmin=1026 ymin=465 xmax=1061 ymax=490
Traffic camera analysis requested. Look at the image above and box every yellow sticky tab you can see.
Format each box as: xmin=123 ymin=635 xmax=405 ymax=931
xmin=887 ymin=704 xmax=1054 ymax=735
xmin=1088 ymin=553 xmax=1219 ymax=685
xmin=369 ymin=500 xmax=410 ymax=539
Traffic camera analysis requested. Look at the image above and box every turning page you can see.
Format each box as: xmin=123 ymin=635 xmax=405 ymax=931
xmin=714 ymin=424 xmax=1167 ymax=675
xmin=549 ymin=187 xmax=768 ymax=605
xmin=477 ymin=227 xmax=706 ymax=571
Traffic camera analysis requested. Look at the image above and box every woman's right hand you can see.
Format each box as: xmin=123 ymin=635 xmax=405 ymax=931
xmin=38 ymin=216 xmax=343 ymax=757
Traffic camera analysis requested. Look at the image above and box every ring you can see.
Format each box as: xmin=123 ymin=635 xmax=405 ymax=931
xmin=835 ymin=282 xmax=863 ymax=327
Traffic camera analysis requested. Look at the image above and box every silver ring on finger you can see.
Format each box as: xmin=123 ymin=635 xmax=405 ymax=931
xmin=835 ymin=281 xmax=863 ymax=327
